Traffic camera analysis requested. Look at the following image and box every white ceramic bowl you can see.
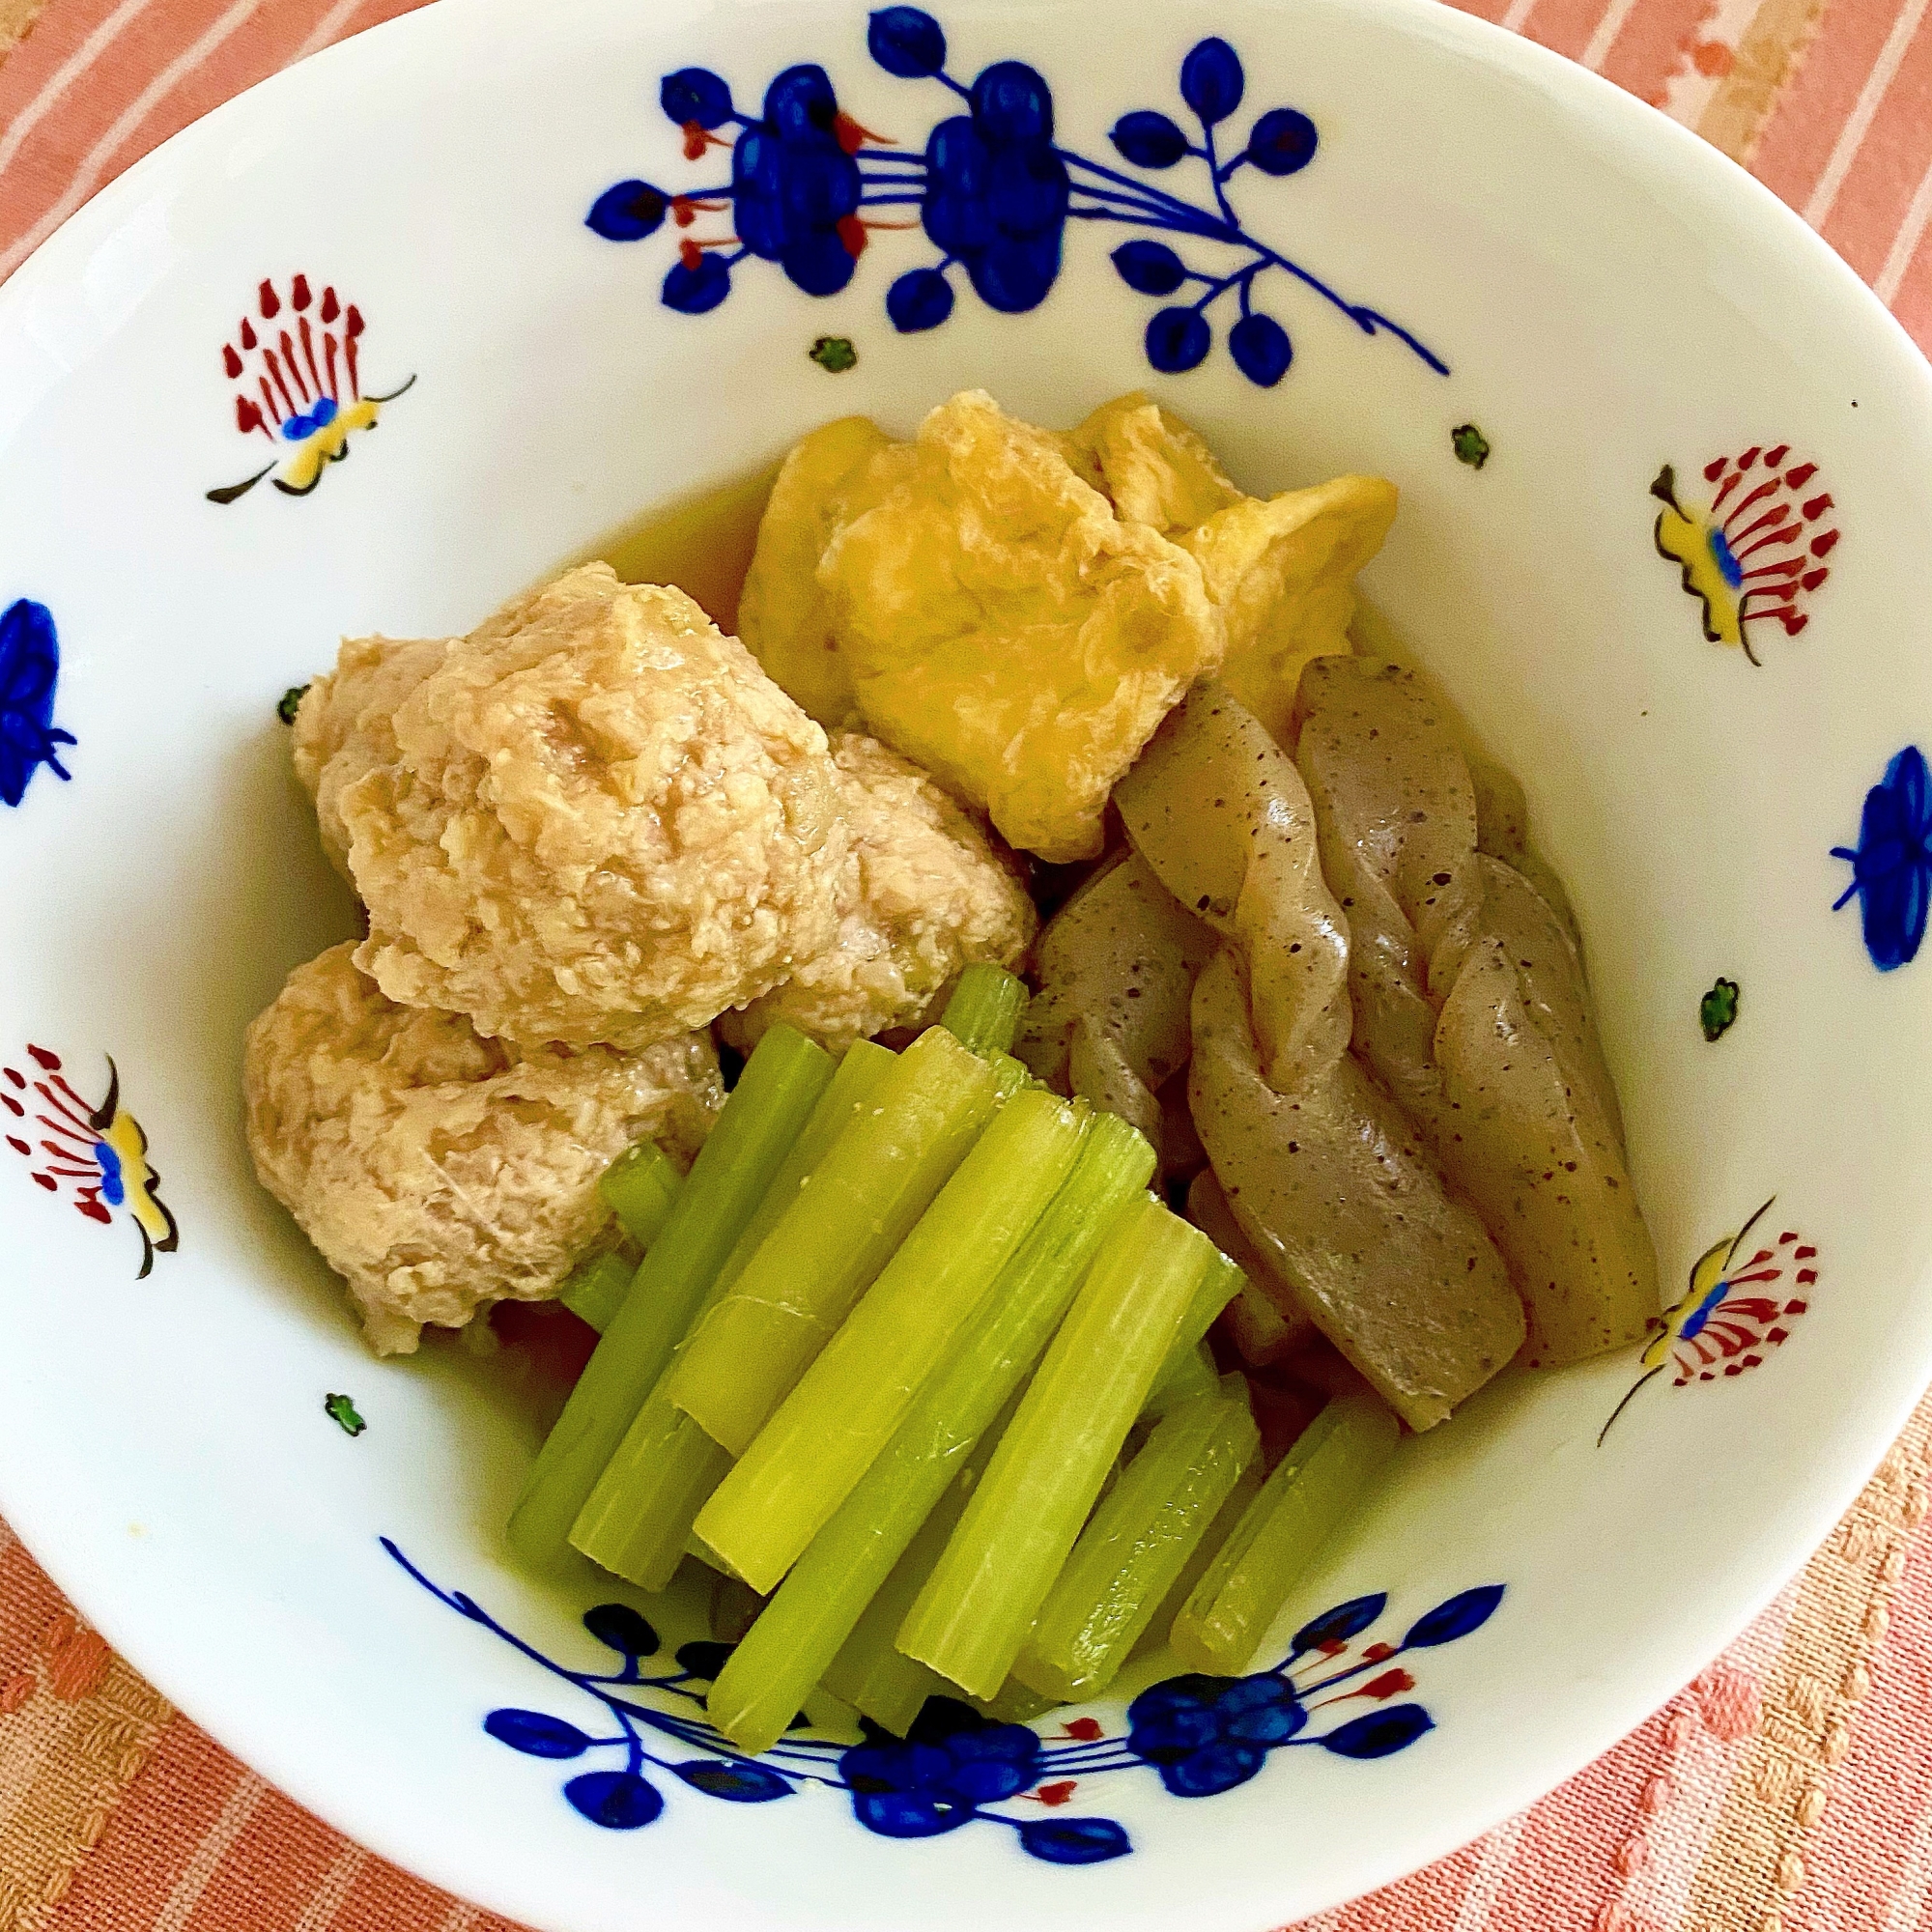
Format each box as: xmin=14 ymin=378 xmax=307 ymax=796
xmin=4 ymin=0 xmax=1931 ymax=1924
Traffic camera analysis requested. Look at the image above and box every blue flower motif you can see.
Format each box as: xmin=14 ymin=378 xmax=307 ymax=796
xmin=385 ymin=1544 xmax=1497 ymax=1869
xmin=840 ymin=1699 xmax=1041 ymax=1835
xmin=1126 ymin=1672 xmax=1306 ymax=1796
xmin=582 ymin=9 xmax=1445 ymax=384
xmin=0 ymin=599 xmax=75 ymax=810
xmin=1833 ymin=747 xmax=1932 ymax=972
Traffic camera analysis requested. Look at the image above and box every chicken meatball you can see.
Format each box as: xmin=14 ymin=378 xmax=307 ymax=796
xmin=721 ymin=731 xmax=1037 ymax=1053
xmin=244 ymin=943 xmax=723 ymax=1354
xmin=329 ymin=563 xmax=846 ymax=1049
xmin=292 ymin=633 xmax=448 ymax=876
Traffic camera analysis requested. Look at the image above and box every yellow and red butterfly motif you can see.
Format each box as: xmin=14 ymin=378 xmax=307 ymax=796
xmin=1601 ymin=1198 xmax=1814 ymax=1444
xmin=3 ymin=1045 xmax=178 ymax=1278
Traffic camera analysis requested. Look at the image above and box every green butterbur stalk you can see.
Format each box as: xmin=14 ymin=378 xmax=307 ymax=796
xmin=670 ymin=1027 xmax=1001 ymax=1457
xmin=1178 ymin=1250 xmax=1246 ymax=1360
xmin=1142 ymin=1337 xmax=1221 ymax=1421
xmin=975 ymin=1677 xmax=1058 ymax=1725
xmin=1015 ymin=1377 xmax=1260 ymax=1701
xmin=700 ymin=1112 xmax=1153 ymax=1752
xmin=596 ymin=1140 xmax=683 ymax=1248
xmin=1170 ymin=1395 xmax=1399 ymax=1675
xmin=1141 ymin=1248 xmax=1244 ymax=1421
xmin=897 ymin=1194 xmax=1220 ymax=1698
xmin=569 ymin=1044 xmax=898 ymax=1590
xmin=1133 ymin=1462 xmax=1265 ymax=1663
xmin=558 ymin=1252 xmax=636 ymax=1336
xmin=815 ymin=1475 xmax=976 ymax=1740
xmin=571 ymin=1410 xmax=730 ymax=1592
xmin=505 ymin=1026 xmax=834 ymax=1572
xmin=940 ymin=963 xmax=1029 ymax=1058
xmin=696 ymin=1086 xmax=1088 ymax=1592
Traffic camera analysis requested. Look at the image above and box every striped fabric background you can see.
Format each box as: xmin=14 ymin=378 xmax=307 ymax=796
xmin=2 ymin=0 xmax=1931 ymax=1924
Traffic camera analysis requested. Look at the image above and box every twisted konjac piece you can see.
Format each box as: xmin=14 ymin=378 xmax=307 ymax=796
xmin=1115 ymin=685 xmax=1351 ymax=1096
xmin=1015 ymin=850 xmax=1216 ymax=1147
xmin=1115 ymin=684 xmax=1524 ymax=1429
xmin=1189 ymin=950 xmax=1524 ymax=1432
xmin=1291 ymin=658 xmax=1657 ymax=1365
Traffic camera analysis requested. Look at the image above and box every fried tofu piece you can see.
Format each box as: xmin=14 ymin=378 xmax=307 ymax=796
xmin=1182 ymin=476 xmax=1397 ymax=744
xmin=243 ymin=944 xmax=723 ymax=1354
xmin=720 ymin=730 xmax=1037 ymax=1053
xmin=818 ymin=390 xmax=1226 ymax=863
xmin=333 ymin=562 xmax=845 ymax=1049
xmin=736 ymin=417 xmax=916 ymax=727
xmin=1066 ymin=393 xmax=1395 ymax=743
xmin=1061 ymin=392 xmax=1242 ymax=535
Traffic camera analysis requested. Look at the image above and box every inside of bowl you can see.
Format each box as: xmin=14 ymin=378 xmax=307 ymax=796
xmin=4 ymin=0 xmax=1932 ymax=1926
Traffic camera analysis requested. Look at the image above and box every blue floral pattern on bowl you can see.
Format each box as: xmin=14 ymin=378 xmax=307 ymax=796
xmin=0 ymin=599 xmax=73 ymax=810
xmin=584 ymin=8 xmax=1446 ymax=385
xmin=386 ymin=1540 xmax=1501 ymax=1866
xmin=1834 ymin=745 xmax=1932 ymax=971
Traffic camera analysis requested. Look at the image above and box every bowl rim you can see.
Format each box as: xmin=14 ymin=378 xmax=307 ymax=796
xmin=3 ymin=0 xmax=1931 ymax=1922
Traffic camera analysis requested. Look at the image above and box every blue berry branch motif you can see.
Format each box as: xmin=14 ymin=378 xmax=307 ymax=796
xmin=1833 ymin=745 xmax=1932 ymax=972
xmin=384 ymin=1540 xmax=1500 ymax=1865
xmin=584 ymin=8 xmax=1447 ymax=386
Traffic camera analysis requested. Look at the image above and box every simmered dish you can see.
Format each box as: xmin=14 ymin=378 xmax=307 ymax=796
xmin=243 ymin=387 xmax=1658 ymax=1746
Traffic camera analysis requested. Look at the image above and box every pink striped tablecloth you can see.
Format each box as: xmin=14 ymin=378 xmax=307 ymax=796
xmin=2 ymin=0 xmax=1931 ymax=1926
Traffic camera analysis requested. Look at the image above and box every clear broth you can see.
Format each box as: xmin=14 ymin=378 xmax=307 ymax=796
xmin=576 ymin=463 xmax=781 ymax=636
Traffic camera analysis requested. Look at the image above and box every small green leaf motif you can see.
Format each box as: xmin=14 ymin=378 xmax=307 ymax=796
xmin=809 ymin=335 xmax=858 ymax=374
xmin=324 ymin=1392 xmax=367 ymax=1436
xmin=1451 ymin=423 xmax=1491 ymax=470
xmin=1700 ymin=977 xmax=1740 ymax=1042
xmin=277 ymin=684 xmax=310 ymax=725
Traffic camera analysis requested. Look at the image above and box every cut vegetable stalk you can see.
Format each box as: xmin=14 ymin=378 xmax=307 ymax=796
xmin=670 ymin=1026 xmax=1001 ymax=1457
xmin=1015 ymin=1377 xmax=1260 ymax=1701
xmin=696 ymin=1086 xmax=1088 ymax=1592
xmin=559 ymin=1252 xmax=635 ymax=1336
xmin=975 ymin=1677 xmax=1057 ymax=1725
xmin=574 ymin=1410 xmax=731 ymax=1590
xmin=569 ymin=1042 xmax=898 ymax=1590
xmin=1133 ymin=1462 xmax=1265 ymax=1662
xmin=1179 ymin=1249 xmax=1246 ymax=1357
xmin=1171 ymin=1395 xmax=1399 ymax=1675
xmin=1142 ymin=1337 xmax=1220 ymax=1421
xmin=817 ymin=1470 xmax=978 ymax=1739
xmin=596 ymin=1140 xmax=683 ymax=1248
xmin=505 ymin=1025 xmax=833 ymax=1572
xmin=940 ymin=962 xmax=1029 ymax=1058
xmin=700 ymin=1111 xmax=1154 ymax=1752
xmin=713 ymin=1040 xmax=900 ymax=1297
xmin=898 ymin=1193 xmax=1220 ymax=1698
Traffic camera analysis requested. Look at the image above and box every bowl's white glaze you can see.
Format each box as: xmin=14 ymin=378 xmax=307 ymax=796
xmin=2 ymin=1 xmax=1930 ymax=1925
